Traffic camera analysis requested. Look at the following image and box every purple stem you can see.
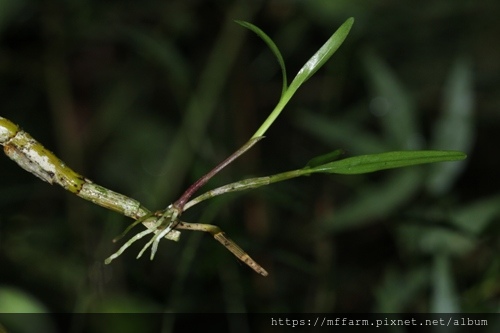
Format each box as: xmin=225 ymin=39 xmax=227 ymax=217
xmin=173 ymin=136 xmax=264 ymax=212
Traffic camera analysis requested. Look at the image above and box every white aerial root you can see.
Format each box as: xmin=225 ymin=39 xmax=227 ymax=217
xmin=106 ymin=205 xmax=181 ymax=263
xmin=137 ymin=206 xmax=180 ymax=260
xmin=104 ymin=228 xmax=155 ymax=264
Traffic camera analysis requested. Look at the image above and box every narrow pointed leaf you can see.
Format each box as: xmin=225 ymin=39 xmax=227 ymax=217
xmin=308 ymin=150 xmax=466 ymax=175
xmin=288 ymin=17 xmax=354 ymax=95
xmin=236 ymin=20 xmax=288 ymax=97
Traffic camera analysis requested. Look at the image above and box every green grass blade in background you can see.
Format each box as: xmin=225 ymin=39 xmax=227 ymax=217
xmin=320 ymin=168 xmax=423 ymax=232
xmin=432 ymin=254 xmax=460 ymax=313
xmin=362 ymin=52 xmax=421 ymax=150
xmin=397 ymin=224 xmax=476 ymax=257
xmin=295 ymin=110 xmax=390 ymax=154
xmin=427 ymin=58 xmax=474 ymax=195
xmin=307 ymin=150 xmax=466 ymax=175
xmin=450 ymin=194 xmax=500 ymax=235
xmin=124 ymin=28 xmax=192 ymax=101
xmin=374 ymin=267 xmax=429 ymax=313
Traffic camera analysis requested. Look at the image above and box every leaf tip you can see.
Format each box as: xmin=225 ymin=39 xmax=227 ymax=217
xmin=343 ymin=17 xmax=355 ymax=31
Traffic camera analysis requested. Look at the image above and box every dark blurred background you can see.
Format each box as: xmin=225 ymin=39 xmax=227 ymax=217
xmin=0 ymin=0 xmax=499 ymax=330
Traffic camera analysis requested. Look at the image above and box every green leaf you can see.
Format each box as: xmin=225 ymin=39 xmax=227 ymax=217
xmin=307 ymin=150 xmax=466 ymax=175
xmin=236 ymin=20 xmax=288 ymax=97
xmin=251 ymin=18 xmax=354 ymax=138
xmin=304 ymin=149 xmax=345 ymax=168
xmin=287 ymin=17 xmax=354 ymax=96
